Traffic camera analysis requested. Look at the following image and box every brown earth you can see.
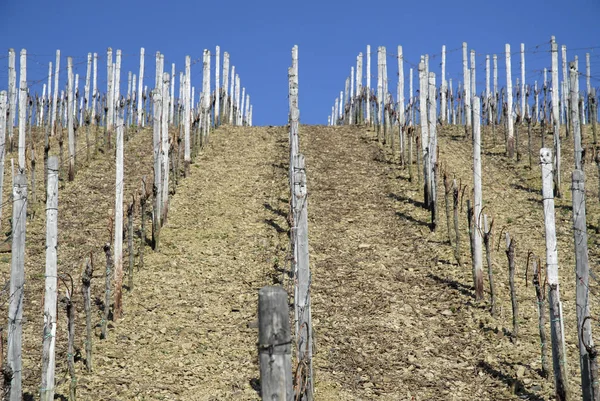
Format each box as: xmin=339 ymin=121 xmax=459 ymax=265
xmin=2 ymin=121 xmax=600 ymax=400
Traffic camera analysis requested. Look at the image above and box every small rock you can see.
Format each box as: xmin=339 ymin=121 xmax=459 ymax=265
xmin=159 ymin=327 xmax=167 ymax=334
xmin=358 ymin=243 xmax=371 ymax=250
xmin=516 ymin=365 xmax=525 ymax=378
xmin=441 ymin=309 xmax=453 ymax=316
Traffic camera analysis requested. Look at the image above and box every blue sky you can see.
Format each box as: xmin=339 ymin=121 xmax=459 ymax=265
xmin=1 ymin=0 xmax=598 ymax=126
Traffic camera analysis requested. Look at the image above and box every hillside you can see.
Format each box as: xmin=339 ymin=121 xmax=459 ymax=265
xmin=3 ymin=122 xmax=599 ymax=400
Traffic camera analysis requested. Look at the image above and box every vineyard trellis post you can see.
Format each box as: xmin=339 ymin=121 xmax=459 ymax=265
xmin=18 ymin=49 xmax=26 ymax=171
xmin=258 ymin=286 xmax=293 ymax=400
xmin=551 ymin=37 xmax=562 ymax=198
xmin=540 ymin=148 xmax=568 ymax=401
xmin=472 ymin=96 xmax=483 ymax=300
xmin=41 ymin=156 xmax=58 ymax=401
xmin=8 ymin=172 xmax=27 ymax=401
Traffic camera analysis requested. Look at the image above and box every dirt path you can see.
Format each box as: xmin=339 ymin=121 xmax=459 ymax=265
xmin=75 ymin=126 xmax=289 ymax=400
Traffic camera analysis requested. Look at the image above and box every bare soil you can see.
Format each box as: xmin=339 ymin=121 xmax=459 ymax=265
xmin=2 ymin=121 xmax=599 ymax=400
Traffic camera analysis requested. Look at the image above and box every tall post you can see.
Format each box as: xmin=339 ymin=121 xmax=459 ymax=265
xmin=463 ymin=43 xmax=471 ymax=126
xmin=67 ymin=57 xmax=75 ymax=181
xmin=492 ymin=54 xmax=498 ymax=122
xmin=51 ymin=50 xmax=60 ymax=134
xmin=571 ymin=62 xmax=583 ymax=170
xmin=40 ymin=157 xmax=58 ymax=401
xmin=137 ymin=48 xmax=145 ymax=127
xmin=229 ymin=66 xmax=235 ymax=124
xmin=540 ymin=148 xmax=569 ymax=401
xmin=572 ymin=167 xmax=597 ymax=401
xmin=551 ymin=37 xmax=561 ymax=197
xmin=8 ymin=173 xmax=27 ymax=401
xmin=486 ymin=55 xmax=491 ymax=125
xmin=470 ymin=50 xmax=476 ymax=101
xmin=0 ymin=92 xmax=6 ymax=230
xmin=161 ymin=73 xmax=170 ymax=221
xmin=91 ymin=53 xmax=97 ymax=125
xmin=521 ymin=43 xmax=526 ymax=120
xmin=472 ymin=97 xmax=483 ymax=301
xmin=419 ymin=59 xmax=429 ymax=204
xmin=428 ymin=72 xmax=438 ymax=229
xmin=293 ymin=154 xmax=313 ymax=401
xmin=18 ymin=49 xmax=27 ymax=171
xmin=113 ymin=97 xmax=124 ymax=320
xmin=222 ymin=52 xmax=230 ymax=123
xmin=8 ymin=49 xmax=16 ymax=136
xmin=562 ymin=46 xmax=568 ymax=125
xmin=506 ymin=44 xmax=514 ymax=158
xmin=356 ymin=53 xmax=363 ymax=124
xmin=184 ymin=56 xmax=191 ymax=175
xmin=153 ymin=86 xmax=162 ymax=247
xmin=440 ymin=45 xmax=446 ymax=124
xmin=106 ymin=48 xmax=114 ymax=135
xmin=215 ymin=46 xmax=220 ymax=126
xmin=366 ymin=45 xmax=371 ymax=125
xmin=169 ymin=63 xmax=175 ymax=125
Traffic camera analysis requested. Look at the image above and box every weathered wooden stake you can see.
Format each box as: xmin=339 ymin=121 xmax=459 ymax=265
xmin=540 ymin=148 xmax=568 ymax=400
xmin=184 ymin=56 xmax=191 ymax=176
xmin=472 ymin=96 xmax=483 ymax=301
xmin=113 ymin=97 xmax=124 ymax=321
xmin=41 ymin=157 xmax=58 ymax=401
xmin=67 ymin=57 xmax=75 ymax=181
xmin=64 ymin=288 xmax=76 ymax=401
xmin=258 ymin=286 xmax=293 ymax=401
xmin=506 ymin=44 xmax=515 ymax=158
xmin=0 ymin=92 xmax=6 ymax=232
xmin=8 ymin=173 xmax=27 ymax=401
xmin=572 ymin=168 xmax=597 ymax=401
xmin=18 ymin=49 xmax=26 ymax=171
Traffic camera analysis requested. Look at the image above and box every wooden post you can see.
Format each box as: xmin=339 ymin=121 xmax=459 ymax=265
xmin=215 ymin=46 xmax=220 ymax=127
xmin=222 ymin=52 xmax=230 ymax=124
xmin=540 ymin=148 xmax=568 ymax=400
xmin=493 ymin=54 xmax=498 ymax=125
xmin=463 ymin=43 xmax=471 ymax=126
xmin=472 ymin=97 xmax=483 ymax=301
xmin=169 ymin=63 xmax=175 ymax=125
xmin=8 ymin=173 xmax=27 ymax=401
xmin=8 ymin=49 xmax=16 ymax=143
xmin=506 ymin=44 xmax=515 ymax=158
xmin=139 ymin=178 xmax=149 ymax=270
xmin=67 ymin=57 xmax=75 ymax=181
xmin=398 ymin=47 xmax=405 ymax=162
xmin=127 ymin=199 xmax=134 ymax=291
xmin=485 ymin=56 xmax=490 ymax=125
xmin=229 ymin=66 xmax=235 ymax=124
xmin=506 ymin=232 xmax=518 ymax=340
xmin=40 ymin=157 xmax=58 ymax=401
xmin=152 ymin=88 xmax=162 ymax=249
xmin=293 ymin=154 xmax=313 ymax=400
xmin=106 ymin=48 xmax=114 ymax=139
xmin=551 ymin=37 xmax=561 ymax=198
xmin=18 ymin=49 xmax=26 ymax=171
xmin=0 ymin=91 xmax=6 ymax=232
xmin=428 ymin=72 xmax=438 ymax=230
xmin=532 ymin=257 xmax=550 ymax=378
xmin=137 ymin=48 xmax=145 ymax=127
xmin=521 ymin=43 xmax=526 ymax=120
xmin=184 ymin=55 xmax=191 ymax=176
xmin=440 ymin=45 xmax=446 ymax=124
xmin=161 ymin=73 xmax=170 ymax=223
xmin=562 ymin=46 xmax=568 ymax=125
xmin=92 ymin=53 xmax=97 ymax=126
xmin=570 ymin=62 xmax=583 ymax=170
xmin=113 ymin=97 xmax=124 ymax=321
xmin=452 ymin=179 xmax=461 ymax=265
xmin=258 ymin=286 xmax=293 ymax=401
xmin=81 ymin=257 xmax=93 ymax=373
xmin=572 ymin=169 xmax=597 ymax=400
xmin=443 ymin=171 xmax=453 ymax=245
xmin=366 ymin=45 xmax=371 ymax=125
xmin=419 ymin=59 xmax=429 ymax=205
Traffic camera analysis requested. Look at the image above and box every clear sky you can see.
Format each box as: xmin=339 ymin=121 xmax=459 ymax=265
xmin=1 ymin=0 xmax=598 ymax=126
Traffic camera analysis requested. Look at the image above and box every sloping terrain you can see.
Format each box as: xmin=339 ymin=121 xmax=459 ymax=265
xmin=3 ymin=121 xmax=599 ymax=400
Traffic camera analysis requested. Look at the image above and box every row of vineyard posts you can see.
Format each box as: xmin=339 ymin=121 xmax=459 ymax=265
xmin=257 ymin=46 xmax=315 ymax=401
xmin=1 ymin=46 xmax=253 ymax=400
xmin=330 ymin=36 xmax=599 ymax=401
